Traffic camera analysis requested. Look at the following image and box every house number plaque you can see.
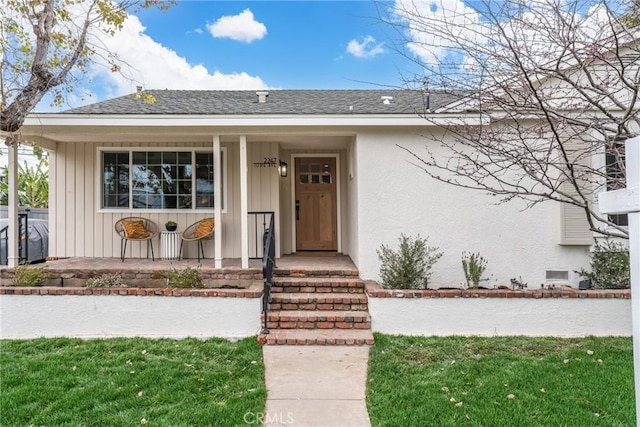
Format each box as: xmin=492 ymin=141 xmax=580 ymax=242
xmin=253 ymin=157 xmax=278 ymax=168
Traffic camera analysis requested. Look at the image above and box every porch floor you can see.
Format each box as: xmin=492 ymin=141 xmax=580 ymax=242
xmin=1 ymin=254 xmax=357 ymax=274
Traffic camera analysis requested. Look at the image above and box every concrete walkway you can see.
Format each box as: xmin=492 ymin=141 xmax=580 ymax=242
xmin=263 ymin=346 xmax=371 ymax=427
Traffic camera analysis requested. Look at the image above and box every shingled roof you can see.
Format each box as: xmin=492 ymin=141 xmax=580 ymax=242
xmin=63 ymin=89 xmax=461 ymax=115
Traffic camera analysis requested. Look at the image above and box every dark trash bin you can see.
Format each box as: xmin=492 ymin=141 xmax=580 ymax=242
xmin=0 ymin=218 xmax=49 ymax=265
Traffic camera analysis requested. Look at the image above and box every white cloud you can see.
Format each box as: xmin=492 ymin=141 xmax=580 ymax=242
xmin=393 ymin=0 xmax=485 ymax=66
xmin=193 ymin=27 xmax=203 ymax=35
xmin=86 ymin=14 xmax=268 ymax=98
xmin=346 ymin=36 xmax=385 ymax=58
xmin=392 ymin=0 xmax=621 ymax=69
xmin=207 ymin=9 xmax=267 ymax=43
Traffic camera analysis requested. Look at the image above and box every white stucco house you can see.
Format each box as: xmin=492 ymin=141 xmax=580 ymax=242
xmin=12 ymin=89 xmax=600 ymax=287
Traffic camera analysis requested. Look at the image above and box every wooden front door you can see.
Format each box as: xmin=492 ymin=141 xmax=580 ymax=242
xmin=295 ymin=157 xmax=338 ymax=251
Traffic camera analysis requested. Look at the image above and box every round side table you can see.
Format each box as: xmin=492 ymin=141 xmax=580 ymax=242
xmin=160 ymin=231 xmax=181 ymax=260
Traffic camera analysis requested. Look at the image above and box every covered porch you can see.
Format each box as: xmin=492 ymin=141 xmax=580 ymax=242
xmin=4 ymin=126 xmax=357 ymax=269
xmin=0 ymin=254 xmax=359 ymax=287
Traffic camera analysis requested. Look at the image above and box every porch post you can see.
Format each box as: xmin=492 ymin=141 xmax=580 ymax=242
xmin=213 ymin=135 xmax=223 ymax=269
xmin=239 ymin=135 xmax=249 ymax=268
xmin=7 ymin=141 xmax=19 ymax=267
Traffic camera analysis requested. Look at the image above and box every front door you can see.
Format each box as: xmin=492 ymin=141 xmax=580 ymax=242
xmin=295 ymin=157 xmax=338 ymax=251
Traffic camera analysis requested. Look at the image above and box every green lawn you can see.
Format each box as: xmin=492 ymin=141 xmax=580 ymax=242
xmin=367 ymin=334 xmax=634 ymax=427
xmin=1 ymin=337 xmax=265 ymax=427
xmin=2 ymin=334 xmax=634 ymax=426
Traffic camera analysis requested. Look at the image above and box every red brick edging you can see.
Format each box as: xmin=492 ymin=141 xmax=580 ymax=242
xmin=0 ymin=286 xmax=262 ymax=298
xmin=364 ymin=282 xmax=631 ymax=299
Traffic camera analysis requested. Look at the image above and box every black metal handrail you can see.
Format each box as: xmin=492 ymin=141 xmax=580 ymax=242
xmin=0 ymin=225 xmax=7 ymax=265
xmin=260 ymin=212 xmax=276 ymax=335
xmin=0 ymin=208 xmax=30 ymax=266
xmin=19 ymin=209 xmax=29 ymax=263
xmin=248 ymin=211 xmax=274 ymax=259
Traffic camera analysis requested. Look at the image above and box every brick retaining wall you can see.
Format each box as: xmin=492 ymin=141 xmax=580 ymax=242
xmin=365 ymin=282 xmax=630 ymax=299
xmin=0 ymin=285 xmax=262 ymax=298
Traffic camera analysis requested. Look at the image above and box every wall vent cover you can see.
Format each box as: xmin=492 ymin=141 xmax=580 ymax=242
xmin=546 ymin=270 xmax=569 ymax=280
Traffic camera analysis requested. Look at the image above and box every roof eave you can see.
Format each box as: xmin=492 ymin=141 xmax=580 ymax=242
xmin=21 ymin=112 xmax=488 ymax=128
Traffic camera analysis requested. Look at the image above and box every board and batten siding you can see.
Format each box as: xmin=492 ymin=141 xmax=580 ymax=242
xmin=49 ymin=140 xmax=280 ymax=260
xmin=247 ymin=141 xmax=281 ymax=257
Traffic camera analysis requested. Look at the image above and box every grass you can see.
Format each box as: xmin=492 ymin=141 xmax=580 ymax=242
xmin=1 ymin=337 xmax=265 ymax=426
xmin=367 ymin=334 xmax=634 ymax=427
xmin=2 ymin=334 xmax=634 ymax=426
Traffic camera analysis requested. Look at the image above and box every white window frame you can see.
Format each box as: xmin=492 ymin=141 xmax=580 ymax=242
xmin=605 ymin=142 xmax=629 ymax=228
xmin=97 ymin=146 xmax=228 ymax=213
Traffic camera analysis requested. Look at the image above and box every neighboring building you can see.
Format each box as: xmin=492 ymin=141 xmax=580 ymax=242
xmin=16 ymin=89 xmax=596 ymax=287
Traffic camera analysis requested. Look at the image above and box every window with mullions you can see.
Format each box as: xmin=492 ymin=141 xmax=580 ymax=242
xmin=102 ymin=150 xmax=223 ymax=210
xmin=606 ymin=141 xmax=628 ymax=226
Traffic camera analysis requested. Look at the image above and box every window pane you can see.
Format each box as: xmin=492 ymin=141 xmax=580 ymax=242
xmin=606 ymin=141 xmax=625 ymax=191
xmin=162 ymin=152 xmax=176 ymax=164
xmin=132 ymin=162 xmax=160 ymax=209
xmin=147 ymin=151 xmax=161 ymax=164
xmin=132 ymin=152 xmax=146 ymax=164
xmin=163 ymin=195 xmax=177 ymax=209
xmin=179 ymin=152 xmax=191 ymax=164
xmin=162 ymin=165 xmax=177 ymax=194
xmin=178 ymin=195 xmax=192 ymax=209
xmin=195 ymin=152 xmax=214 ymax=208
xmin=180 ymin=165 xmax=192 ymax=180
xmin=609 ymin=214 xmax=629 ymax=227
xmin=103 ymin=152 xmax=129 ymax=208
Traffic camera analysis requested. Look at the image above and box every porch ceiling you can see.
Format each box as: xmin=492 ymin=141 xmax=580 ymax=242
xmin=16 ymin=124 xmax=354 ymax=149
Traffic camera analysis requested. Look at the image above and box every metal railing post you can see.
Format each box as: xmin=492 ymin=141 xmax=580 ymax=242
xmin=258 ymin=212 xmax=275 ymax=335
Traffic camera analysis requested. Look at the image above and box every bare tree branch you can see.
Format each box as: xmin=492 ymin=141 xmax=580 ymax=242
xmin=385 ymin=0 xmax=639 ymax=239
xmin=1 ymin=0 xmax=175 ymax=134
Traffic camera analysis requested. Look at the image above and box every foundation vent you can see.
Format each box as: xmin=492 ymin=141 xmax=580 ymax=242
xmin=546 ymin=270 xmax=569 ymax=281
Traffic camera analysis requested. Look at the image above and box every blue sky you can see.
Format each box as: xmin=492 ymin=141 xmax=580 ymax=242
xmin=136 ymin=1 xmax=410 ymax=89
xmin=3 ymin=0 xmax=622 ymax=165
xmin=6 ymin=1 xmax=420 ymax=164
xmin=31 ymin=0 xmax=617 ymax=111
xmin=52 ymin=0 xmax=423 ymax=110
xmin=8 ymin=0 xmax=425 ymax=164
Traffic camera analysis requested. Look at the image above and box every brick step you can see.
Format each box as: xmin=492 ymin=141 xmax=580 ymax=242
xmin=274 ymin=268 xmax=359 ymax=278
xmin=269 ymin=292 xmax=368 ymax=311
xmin=266 ymin=310 xmax=371 ymax=330
xmin=259 ymin=329 xmax=374 ymax=346
xmin=271 ymin=277 xmax=365 ymax=294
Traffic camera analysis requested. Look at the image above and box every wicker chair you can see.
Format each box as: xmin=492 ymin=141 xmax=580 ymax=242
xmin=180 ymin=218 xmax=214 ymax=261
xmin=114 ymin=217 xmax=160 ymax=262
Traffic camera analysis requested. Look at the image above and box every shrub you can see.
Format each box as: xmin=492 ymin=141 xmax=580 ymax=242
xmin=87 ymin=273 xmax=127 ymax=288
xmin=11 ymin=265 xmax=51 ymax=287
xmin=377 ymin=234 xmax=442 ymax=289
xmin=462 ymin=252 xmax=488 ymax=289
xmin=162 ymin=267 xmax=204 ymax=288
xmin=576 ymin=240 xmax=630 ymax=289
